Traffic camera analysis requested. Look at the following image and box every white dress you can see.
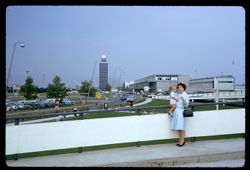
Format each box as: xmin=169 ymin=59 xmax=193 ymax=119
xmin=170 ymin=91 xmax=189 ymax=131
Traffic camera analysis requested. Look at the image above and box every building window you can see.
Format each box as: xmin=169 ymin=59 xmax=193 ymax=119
xmin=218 ymin=81 xmax=233 ymax=83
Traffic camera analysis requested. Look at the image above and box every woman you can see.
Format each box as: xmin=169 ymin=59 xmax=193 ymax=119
xmin=170 ymin=83 xmax=189 ymax=147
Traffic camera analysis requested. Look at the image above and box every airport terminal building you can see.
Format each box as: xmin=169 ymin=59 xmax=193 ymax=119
xmin=130 ymin=74 xmax=191 ymax=93
xmin=129 ymin=74 xmax=235 ymax=93
xmin=190 ymin=75 xmax=235 ymax=92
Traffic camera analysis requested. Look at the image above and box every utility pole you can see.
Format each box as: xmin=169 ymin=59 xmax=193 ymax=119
xmin=112 ymin=68 xmax=117 ymax=88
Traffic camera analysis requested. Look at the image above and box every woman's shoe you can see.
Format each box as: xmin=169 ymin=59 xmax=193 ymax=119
xmin=168 ymin=112 xmax=173 ymax=119
xmin=177 ymin=142 xmax=185 ymax=147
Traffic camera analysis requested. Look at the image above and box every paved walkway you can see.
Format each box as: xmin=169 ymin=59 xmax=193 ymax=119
xmin=133 ymin=98 xmax=152 ymax=106
xmin=174 ymin=159 xmax=244 ymax=167
xmin=6 ymin=138 xmax=244 ymax=167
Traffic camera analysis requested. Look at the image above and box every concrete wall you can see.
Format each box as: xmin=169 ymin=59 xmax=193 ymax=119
xmin=6 ymin=109 xmax=245 ymax=155
xmin=177 ymin=75 xmax=191 ymax=87
xmin=156 ymin=81 xmax=176 ymax=93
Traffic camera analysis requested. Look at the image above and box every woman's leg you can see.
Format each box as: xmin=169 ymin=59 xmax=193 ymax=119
xmin=177 ymin=130 xmax=182 ymax=144
xmin=180 ymin=130 xmax=185 ymax=144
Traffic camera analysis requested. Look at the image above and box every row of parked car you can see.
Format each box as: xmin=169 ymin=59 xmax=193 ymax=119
xmin=6 ymin=98 xmax=74 ymax=112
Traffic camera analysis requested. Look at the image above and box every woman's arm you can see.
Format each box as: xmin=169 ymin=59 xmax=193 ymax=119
xmin=181 ymin=94 xmax=189 ymax=107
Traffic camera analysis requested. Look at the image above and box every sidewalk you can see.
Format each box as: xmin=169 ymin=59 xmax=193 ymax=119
xmin=6 ymin=138 xmax=244 ymax=167
xmin=133 ymin=98 xmax=152 ymax=106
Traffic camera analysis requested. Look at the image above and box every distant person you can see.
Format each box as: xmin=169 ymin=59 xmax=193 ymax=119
xmin=168 ymin=85 xmax=178 ymax=119
xmin=55 ymin=99 xmax=60 ymax=109
xmin=129 ymin=101 xmax=133 ymax=107
xmin=170 ymin=83 xmax=189 ymax=147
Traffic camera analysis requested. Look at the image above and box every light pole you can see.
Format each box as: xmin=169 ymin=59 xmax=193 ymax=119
xmin=6 ymin=42 xmax=25 ymax=93
xmin=26 ymin=70 xmax=30 ymax=78
xmin=42 ymin=74 xmax=45 ymax=89
xmin=117 ymin=68 xmax=125 ymax=90
xmin=112 ymin=67 xmax=118 ymax=88
xmin=87 ymin=59 xmax=98 ymax=103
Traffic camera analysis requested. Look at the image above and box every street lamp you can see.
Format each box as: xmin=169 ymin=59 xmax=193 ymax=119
xmin=112 ymin=67 xmax=118 ymax=88
xmin=26 ymin=70 xmax=30 ymax=78
xmin=87 ymin=59 xmax=98 ymax=103
xmin=6 ymin=42 xmax=25 ymax=90
xmin=117 ymin=68 xmax=125 ymax=90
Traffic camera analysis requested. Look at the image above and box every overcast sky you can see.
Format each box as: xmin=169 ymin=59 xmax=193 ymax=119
xmin=6 ymin=6 xmax=245 ymax=88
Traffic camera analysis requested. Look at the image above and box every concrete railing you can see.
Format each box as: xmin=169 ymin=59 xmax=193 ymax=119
xmin=152 ymin=90 xmax=245 ymax=100
xmin=6 ymin=104 xmax=245 ymax=156
xmin=188 ymin=90 xmax=245 ymax=97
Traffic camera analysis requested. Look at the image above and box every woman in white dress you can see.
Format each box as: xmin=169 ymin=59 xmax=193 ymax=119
xmin=170 ymin=83 xmax=189 ymax=147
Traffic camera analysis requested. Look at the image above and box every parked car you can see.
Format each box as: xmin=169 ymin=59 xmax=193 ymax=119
xmin=61 ymin=98 xmax=73 ymax=105
xmin=148 ymin=93 xmax=155 ymax=98
xmin=45 ymin=99 xmax=56 ymax=107
xmin=6 ymin=102 xmax=19 ymax=111
xmin=17 ymin=100 xmax=28 ymax=105
xmin=35 ymin=98 xmax=46 ymax=108
xmin=156 ymin=92 xmax=164 ymax=96
xmin=6 ymin=99 xmax=12 ymax=104
xmin=15 ymin=102 xmax=25 ymax=110
xmin=16 ymin=100 xmax=34 ymax=110
xmin=6 ymin=105 xmax=12 ymax=112
xmin=126 ymin=95 xmax=135 ymax=102
xmin=25 ymin=100 xmax=39 ymax=109
xmin=67 ymin=90 xmax=79 ymax=95
xmin=120 ymin=93 xmax=128 ymax=101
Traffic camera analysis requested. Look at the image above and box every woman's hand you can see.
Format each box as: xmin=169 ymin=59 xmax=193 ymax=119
xmin=180 ymin=97 xmax=187 ymax=106
xmin=173 ymin=96 xmax=178 ymax=101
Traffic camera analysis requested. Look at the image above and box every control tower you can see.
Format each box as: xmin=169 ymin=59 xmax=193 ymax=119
xmin=99 ymin=55 xmax=108 ymax=91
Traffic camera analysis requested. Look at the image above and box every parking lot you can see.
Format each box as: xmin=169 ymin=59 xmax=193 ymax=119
xmin=6 ymin=97 xmax=75 ymax=113
xmin=6 ymin=92 xmax=145 ymax=115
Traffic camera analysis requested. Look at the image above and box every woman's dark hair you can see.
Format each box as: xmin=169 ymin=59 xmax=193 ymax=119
xmin=177 ymin=82 xmax=186 ymax=91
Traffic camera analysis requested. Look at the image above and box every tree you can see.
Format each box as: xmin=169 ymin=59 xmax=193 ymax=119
xmin=20 ymin=76 xmax=38 ymax=100
xmin=105 ymin=83 xmax=111 ymax=92
xmin=37 ymin=87 xmax=47 ymax=93
xmin=47 ymin=76 xmax=67 ymax=99
xmin=79 ymin=80 xmax=97 ymax=97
